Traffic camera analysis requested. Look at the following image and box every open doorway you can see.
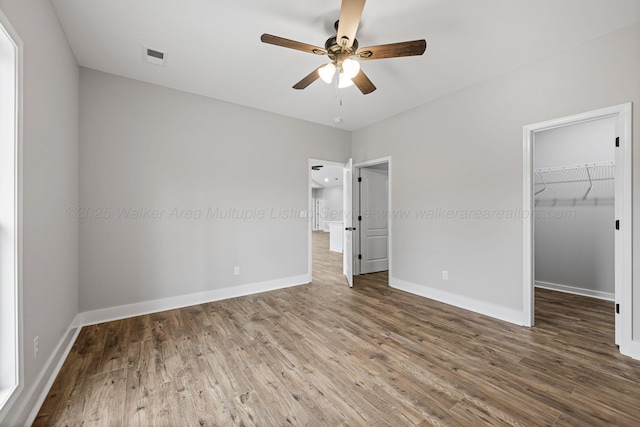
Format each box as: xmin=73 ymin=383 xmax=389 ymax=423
xmin=308 ymin=159 xmax=345 ymax=281
xmin=523 ymin=103 xmax=635 ymax=359
xmin=533 ymin=117 xmax=616 ymax=340
xmin=533 ymin=118 xmax=615 ymax=300
xmin=353 ymin=158 xmax=391 ymax=286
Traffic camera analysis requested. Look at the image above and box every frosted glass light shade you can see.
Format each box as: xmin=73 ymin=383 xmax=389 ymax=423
xmin=319 ymin=63 xmax=336 ymax=83
xmin=338 ymin=72 xmax=354 ymax=88
xmin=341 ymin=58 xmax=360 ymax=79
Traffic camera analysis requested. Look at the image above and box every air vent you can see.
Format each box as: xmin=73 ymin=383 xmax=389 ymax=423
xmin=142 ymin=46 xmax=167 ymax=66
xmin=147 ymin=49 xmax=163 ymax=60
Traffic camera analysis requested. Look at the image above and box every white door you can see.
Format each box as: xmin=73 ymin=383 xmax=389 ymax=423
xmin=343 ymin=159 xmax=354 ymax=287
xmin=317 ymin=198 xmax=326 ymax=231
xmin=360 ymin=167 xmax=389 ymax=274
xmin=311 ymin=198 xmax=326 ymax=231
xmin=614 ymin=118 xmax=621 ymax=345
xmin=312 ymin=198 xmax=318 ymax=230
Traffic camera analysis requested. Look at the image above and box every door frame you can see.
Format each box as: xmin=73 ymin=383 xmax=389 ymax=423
xmin=353 ymin=157 xmax=392 ymax=278
xmin=522 ymin=103 xmax=636 ymax=358
xmin=308 ymin=158 xmax=347 ymax=280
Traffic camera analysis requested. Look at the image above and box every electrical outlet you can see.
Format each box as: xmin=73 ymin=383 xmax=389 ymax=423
xmin=234 ymin=266 xmax=240 ymax=276
xmin=33 ymin=336 xmax=39 ymax=359
xmin=442 ymin=270 xmax=449 ymax=280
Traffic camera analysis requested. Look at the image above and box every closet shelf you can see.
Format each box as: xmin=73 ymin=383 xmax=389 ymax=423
xmin=534 ymin=161 xmax=614 ymax=200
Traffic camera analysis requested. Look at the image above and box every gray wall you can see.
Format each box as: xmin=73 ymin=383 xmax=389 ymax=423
xmin=534 ymin=118 xmax=615 ymax=295
xmin=79 ymin=68 xmax=350 ymax=312
xmin=0 ymin=0 xmax=79 ymax=421
xmin=315 ymin=186 xmax=344 ymax=223
xmin=352 ymin=23 xmax=640 ymax=333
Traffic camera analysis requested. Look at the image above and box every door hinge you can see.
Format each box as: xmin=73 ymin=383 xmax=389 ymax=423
xmin=358 ymin=215 xmax=362 ymax=221
xmin=615 ymin=220 xmax=620 ymax=230
xmin=615 ymin=137 xmax=620 ymax=147
xmin=358 ymin=254 xmax=362 ymax=260
xmin=357 ymin=177 xmax=362 ymax=182
xmin=616 ymin=303 xmax=620 ymax=314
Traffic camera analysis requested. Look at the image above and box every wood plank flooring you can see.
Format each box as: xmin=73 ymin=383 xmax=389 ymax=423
xmin=35 ymin=231 xmax=640 ymax=426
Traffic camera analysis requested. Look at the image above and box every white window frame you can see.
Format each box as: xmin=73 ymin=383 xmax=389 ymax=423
xmin=0 ymin=7 xmax=23 ymax=421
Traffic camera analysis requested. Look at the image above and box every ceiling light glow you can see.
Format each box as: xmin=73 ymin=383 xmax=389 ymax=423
xmin=341 ymin=58 xmax=360 ymax=79
xmin=338 ymin=72 xmax=354 ymax=88
xmin=319 ymin=63 xmax=336 ymax=83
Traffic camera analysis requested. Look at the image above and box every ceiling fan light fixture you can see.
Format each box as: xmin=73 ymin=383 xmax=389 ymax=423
xmin=260 ymin=0 xmax=426 ymax=94
xmin=341 ymin=58 xmax=360 ymax=79
xmin=319 ymin=63 xmax=336 ymax=83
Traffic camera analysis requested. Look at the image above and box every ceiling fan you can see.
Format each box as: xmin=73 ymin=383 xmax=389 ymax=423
xmin=261 ymin=0 xmax=427 ymax=95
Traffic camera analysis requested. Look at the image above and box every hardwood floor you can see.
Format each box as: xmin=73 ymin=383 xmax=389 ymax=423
xmin=35 ymin=231 xmax=640 ymax=426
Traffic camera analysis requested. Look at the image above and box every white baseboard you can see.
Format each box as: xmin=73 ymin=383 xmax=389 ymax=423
xmin=78 ymin=274 xmax=311 ymax=326
xmin=390 ymin=277 xmax=526 ymax=326
xmin=5 ymin=317 xmax=81 ymax=427
xmin=621 ymin=339 xmax=640 ymax=360
xmin=535 ymin=280 xmax=614 ymax=301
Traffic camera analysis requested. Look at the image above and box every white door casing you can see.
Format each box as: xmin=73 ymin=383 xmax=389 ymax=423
xmin=359 ymin=167 xmax=389 ymax=274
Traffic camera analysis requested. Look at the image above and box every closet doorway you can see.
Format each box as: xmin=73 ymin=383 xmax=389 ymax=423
xmin=533 ymin=118 xmax=615 ymax=304
xmin=523 ymin=103 xmax=633 ymax=358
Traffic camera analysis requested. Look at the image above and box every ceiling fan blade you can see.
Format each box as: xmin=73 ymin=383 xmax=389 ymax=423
xmin=261 ymin=34 xmax=327 ymax=55
xmin=352 ymin=70 xmax=376 ymax=95
xmin=357 ymin=40 xmax=427 ymax=60
xmin=293 ymin=66 xmax=324 ymax=90
xmin=336 ymin=0 xmax=366 ymax=49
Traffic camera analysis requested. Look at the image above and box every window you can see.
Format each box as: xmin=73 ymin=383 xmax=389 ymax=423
xmin=0 ymin=8 xmax=21 ymax=418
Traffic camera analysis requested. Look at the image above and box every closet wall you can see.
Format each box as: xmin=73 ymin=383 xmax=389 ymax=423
xmin=534 ymin=117 xmax=616 ymax=298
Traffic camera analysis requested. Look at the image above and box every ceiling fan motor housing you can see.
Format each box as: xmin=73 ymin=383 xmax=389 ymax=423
xmin=325 ymin=36 xmax=358 ymax=63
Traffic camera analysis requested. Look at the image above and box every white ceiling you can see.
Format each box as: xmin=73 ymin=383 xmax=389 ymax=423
xmin=311 ymin=162 xmax=343 ymax=189
xmin=50 ymin=0 xmax=640 ymax=131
